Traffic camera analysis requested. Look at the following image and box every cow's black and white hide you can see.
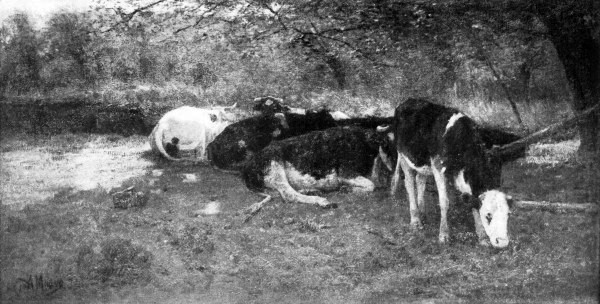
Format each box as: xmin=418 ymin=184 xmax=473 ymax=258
xmin=378 ymin=98 xmax=516 ymax=248
xmin=241 ymin=126 xmax=387 ymax=208
xmin=207 ymin=110 xmax=338 ymax=170
xmin=252 ymin=96 xmax=351 ymax=120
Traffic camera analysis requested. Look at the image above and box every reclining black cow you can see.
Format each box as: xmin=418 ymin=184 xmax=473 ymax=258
xmin=241 ymin=126 xmax=392 ymax=208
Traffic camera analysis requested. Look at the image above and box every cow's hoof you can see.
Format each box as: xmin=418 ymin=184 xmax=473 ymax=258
xmin=438 ymin=234 xmax=450 ymax=244
xmin=299 ymin=189 xmax=323 ymax=196
xmin=320 ymin=201 xmax=338 ymax=209
xmin=410 ymin=221 xmax=424 ymax=230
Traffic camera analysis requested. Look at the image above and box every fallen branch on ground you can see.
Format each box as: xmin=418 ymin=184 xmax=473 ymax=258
xmin=242 ymin=193 xmax=272 ymax=223
xmin=297 ymin=218 xmax=334 ymax=232
xmin=516 ymin=200 xmax=598 ymax=213
xmin=366 ymin=227 xmax=399 ymax=246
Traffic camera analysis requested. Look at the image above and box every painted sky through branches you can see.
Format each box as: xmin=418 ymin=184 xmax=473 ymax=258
xmin=0 ymin=0 xmax=92 ymax=27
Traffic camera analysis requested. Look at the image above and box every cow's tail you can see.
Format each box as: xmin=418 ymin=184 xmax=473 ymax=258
xmin=153 ymin=123 xmax=182 ymax=161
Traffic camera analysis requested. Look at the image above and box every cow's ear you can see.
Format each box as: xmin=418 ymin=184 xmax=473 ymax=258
xmin=376 ymin=125 xmax=390 ymax=133
xmin=364 ymin=130 xmax=380 ymax=150
xmin=506 ymin=195 xmax=515 ymax=209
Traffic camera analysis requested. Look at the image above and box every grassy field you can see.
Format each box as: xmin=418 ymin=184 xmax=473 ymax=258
xmin=0 ymin=132 xmax=598 ymax=304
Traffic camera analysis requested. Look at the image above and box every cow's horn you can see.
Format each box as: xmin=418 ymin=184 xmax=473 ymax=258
xmin=376 ymin=125 xmax=390 ymax=132
xmin=267 ymin=96 xmax=284 ymax=103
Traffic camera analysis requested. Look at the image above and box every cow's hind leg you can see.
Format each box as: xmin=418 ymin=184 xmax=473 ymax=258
xmin=390 ymin=152 xmax=404 ymax=196
xmin=398 ymin=155 xmax=422 ymax=229
xmin=416 ymin=173 xmax=427 ymax=219
xmin=264 ymin=161 xmax=335 ymax=208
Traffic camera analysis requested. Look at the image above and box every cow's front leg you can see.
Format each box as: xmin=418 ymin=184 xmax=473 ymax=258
xmin=472 ymin=208 xmax=491 ymax=246
xmin=431 ymin=162 xmax=450 ymax=243
xmin=264 ymin=161 xmax=335 ymax=208
xmin=370 ymin=156 xmax=384 ymax=188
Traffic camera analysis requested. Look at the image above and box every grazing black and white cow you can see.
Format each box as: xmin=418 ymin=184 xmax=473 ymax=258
xmin=378 ymin=98 xmax=515 ymax=248
xmin=253 ymin=96 xmax=351 ymax=120
xmin=207 ymin=110 xmax=338 ymax=170
xmin=241 ymin=126 xmax=388 ymax=207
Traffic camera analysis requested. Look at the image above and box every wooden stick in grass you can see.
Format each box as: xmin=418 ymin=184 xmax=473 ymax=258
xmin=516 ymin=200 xmax=598 ymax=213
xmin=243 ymin=193 xmax=272 ymax=223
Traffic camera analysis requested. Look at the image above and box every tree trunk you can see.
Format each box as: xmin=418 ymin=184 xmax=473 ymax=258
xmin=538 ymin=2 xmax=600 ymax=155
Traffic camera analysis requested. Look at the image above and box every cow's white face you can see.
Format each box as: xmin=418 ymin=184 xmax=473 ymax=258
xmin=478 ymin=190 xmax=512 ymax=248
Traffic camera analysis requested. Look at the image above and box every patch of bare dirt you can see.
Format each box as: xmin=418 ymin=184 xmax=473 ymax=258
xmin=0 ymin=135 xmax=153 ymax=210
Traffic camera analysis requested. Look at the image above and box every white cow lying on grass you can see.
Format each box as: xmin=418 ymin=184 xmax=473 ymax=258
xmin=149 ymin=104 xmax=239 ymax=161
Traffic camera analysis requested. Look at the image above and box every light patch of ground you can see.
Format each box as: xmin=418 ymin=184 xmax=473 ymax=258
xmin=0 ymin=136 xmax=153 ymax=210
xmin=520 ymin=139 xmax=580 ymax=166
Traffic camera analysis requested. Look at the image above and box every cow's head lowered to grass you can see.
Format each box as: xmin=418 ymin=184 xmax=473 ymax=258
xmin=463 ymin=190 xmax=514 ymax=248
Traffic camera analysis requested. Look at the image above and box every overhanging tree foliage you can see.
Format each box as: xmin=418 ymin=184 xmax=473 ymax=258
xmin=84 ymin=0 xmax=600 ymax=153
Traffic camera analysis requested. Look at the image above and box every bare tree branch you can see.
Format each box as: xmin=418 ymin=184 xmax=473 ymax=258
xmin=102 ymin=0 xmax=171 ymax=33
xmin=490 ymin=103 xmax=600 ymax=159
xmin=173 ymin=4 xmax=219 ymax=34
